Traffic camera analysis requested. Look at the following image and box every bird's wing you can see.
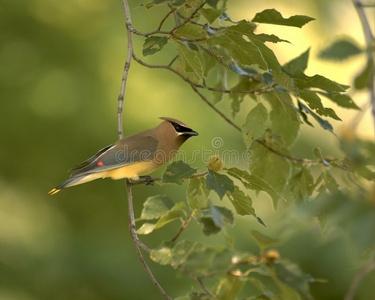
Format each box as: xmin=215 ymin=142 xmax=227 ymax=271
xmin=70 ymin=133 xmax=158 ymax=177
xmin=68 ymin=145 xmax=114 ymax=172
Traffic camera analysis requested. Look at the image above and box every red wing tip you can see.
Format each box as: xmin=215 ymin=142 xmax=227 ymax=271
xmin=48 ymin=188 xmax=60 ymax=195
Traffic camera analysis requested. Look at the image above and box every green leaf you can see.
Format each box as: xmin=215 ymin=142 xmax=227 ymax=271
xmin=255 ymin=33 xmax=290 ymax=44
xmin=298 ymin=101 xmax=333 ymax=132
xmin=187 ymin=177 xmax=210 ymax=210
xmin=140 ymin=195 xmax=175 ymax=220
xmin=137 ymin=223 xmax=156 ymax=235
xmin=252 ymin=9 xmax=315 ymax=28
xmin=318 ymin=38 xmax=362 ymax=61
xmin=242 ymin=103 xmax=268 ymax=148
xmin=317 ymin=92 xmax=359 ymax=109
xmin=226 ymin=186 xmax=256 ymax=217
xmin=206 ymin=169 xmax=235 ymax=200
xmin=155 ymin=202 xmax=186 ymax=230
xmin=283 ymin=48 xmax=310 ymax=75
xmin=163 ymin=160 xmax=198 ymax=185
xmin=142 ymin=36 xmax=168 ymax=56
xmin=221 ymin=32 xmax=268 ymax=69
xmin=354 ymin=59 xmax=374 ymax=90
xmin=289 ymin=167 xmax=315 ymax=201
xmin=249 ymin=142 xmax=291 ymax=208
xmin=213 ymin=275 xmax=244 ymax=300
xmin=270 ymin=90 xmax=299 ymax=122
xmin=293 ymin=70 xmax=347 ymax=92
xmin=201 ymin=8 xmax=226 ymax=24
xmin=199 ymin=204 xmax=234 ymax=236
xmin=174 ymin=23 xmax=207 ymax=40
xmin=207 ymin=0 xmax=219 ymax=8
xmin=176 ymin=41 xmax=204 ymax=83
xmin=266 ymin=93 xmax=300 ymax=147
xmin=209 ymin=204 xmax=234 ymax=229
xmin=151 ymin=240 xmax=231 ymax=275
xmin=299 ymin=90 xmax=341 ymax=120
xmin=272 ymin=262 xmax=314 ymax=300
xmin=272 ymin=70 xmax=295 ymax=92
xmin=251 ymin=230 xmax=278 ymax=250
xmin=226 ymin=167 xmax=287 ymax=203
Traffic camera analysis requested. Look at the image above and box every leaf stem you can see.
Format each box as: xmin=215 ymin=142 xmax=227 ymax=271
xmin=171 ymin=210 xmax=196 ymax=242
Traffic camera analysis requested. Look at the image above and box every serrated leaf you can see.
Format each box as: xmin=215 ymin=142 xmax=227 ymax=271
xmin=213 ymin=275 xmax=244 ymax=300
xmin=298 ymin=101 xmax=333 ymax=132
xmin=242 ymin=103 xmax=268 ymax=148
xmin=176 ymin=41 xmax=204 ymax=83
xmin=252 ymin=9 xmax=315 ymax=28
xmin=293 ymin=70 xmax=347 ymax=92
xmin=251 ymin=230 xmax=278 ymax=250
xmin=272 ymin=70 xmax=295 ymax=92
xmin=163 ymin=160 xmax=198 ymax=185
xmin=226 ymin=186 xmax=256 ymax=217
xmin=142 ymin=36 xmax=168 ymax=56
xmin=317 ymin=92 xmax=359 ymax=109
xmin=174 ymin=23 xmax=207 ymax=40
xmin=187 ymin=177 xmax=210 ymax=210
xmin=283 ymin=48 xmax=310 ymax=74
xmin=226 ymin=167 xmax=287 ymax=203
xmin=222 ymin=32 xmax=268 ymax=69
xmin=255 ymin=33 xmax=290 ymax=44
xmin=249 ymin=142 xmax=291 ymax=208
xmin=318 ymin=38 xmax=362 ymax=61
xmin=266 ymin=92 xmax=300 ymax=147
xmin=270 ymin=90 xmax=299 ymax=122
xmin=299 ymin=90 xmax=341 ymax=120
xmin=206 ymin=169 xmax=235 ymax=200
xmin=140 ymin=195 xmax=174 ymax=220
xmin=201 ymin=8 xmax=226 ymax=24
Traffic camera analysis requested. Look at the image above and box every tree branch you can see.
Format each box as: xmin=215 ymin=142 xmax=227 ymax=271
xmin=120 ymin=2 xmax=171 ymax=299
xmin=126 ymin=180 xmax=171 ymax=299
xmin=118 ymin=0 xmax=134 ymax=139
xmin=352 ymin=0 xmax=375 ymax=140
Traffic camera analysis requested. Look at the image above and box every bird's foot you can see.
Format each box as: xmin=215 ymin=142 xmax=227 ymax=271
xmin=139 ymin=176 xmax=155 ymax=186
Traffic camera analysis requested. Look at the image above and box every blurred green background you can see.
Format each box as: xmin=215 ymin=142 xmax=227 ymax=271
xmin=1 ymin=0 xmax=373 ymax=299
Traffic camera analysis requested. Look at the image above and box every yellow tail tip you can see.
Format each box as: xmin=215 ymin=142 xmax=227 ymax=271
xmin=48 ymin=188 xmax=60 ymax=195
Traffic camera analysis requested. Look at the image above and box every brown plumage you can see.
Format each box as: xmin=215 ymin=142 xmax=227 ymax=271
xmin=48 ymin=117 xmax=198 ymax=195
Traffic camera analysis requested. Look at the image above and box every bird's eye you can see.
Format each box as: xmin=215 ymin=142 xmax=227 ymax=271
xmin=173 ymin=123 xmax=182 ymax=132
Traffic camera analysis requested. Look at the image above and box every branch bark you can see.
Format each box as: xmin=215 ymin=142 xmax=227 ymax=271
xmin=352 ymin=0 xmax=375 ymax=140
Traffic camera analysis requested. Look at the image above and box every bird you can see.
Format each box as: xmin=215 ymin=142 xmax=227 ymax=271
xmin=48 ymin=117 xmax=198 ymax=195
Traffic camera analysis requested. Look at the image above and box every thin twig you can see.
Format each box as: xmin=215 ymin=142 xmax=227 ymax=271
xmin=157 ymin=7 xmax=177 ymax=31
xmin=120 ymin=2 xmax=171 ymax=299
xmin=352 ymin=0 xmax=375 ymax=140
xmin=126 ymin=180 xmax=172 ymax=299
xmin=171 ymin=210 xmax=196 ymax=242
xmin=118 ymin=0 xmax=134 ymax=139
xmin=171 ymin=1 xmax=207 ymax=33
xmin=345 ymin=257 xmax=375 ymax=300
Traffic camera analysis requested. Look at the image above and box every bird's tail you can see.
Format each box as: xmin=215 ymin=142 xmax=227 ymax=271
xmin=48 ymin=175 xmax=87 ymax=195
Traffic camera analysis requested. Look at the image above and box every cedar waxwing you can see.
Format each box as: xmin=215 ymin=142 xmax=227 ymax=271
xmin=48 ymin=117 xmax=198 ymax=195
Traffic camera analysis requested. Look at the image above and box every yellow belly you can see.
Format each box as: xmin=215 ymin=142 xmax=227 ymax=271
xmin=104 ymin=160 xmax=161 ymax=180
